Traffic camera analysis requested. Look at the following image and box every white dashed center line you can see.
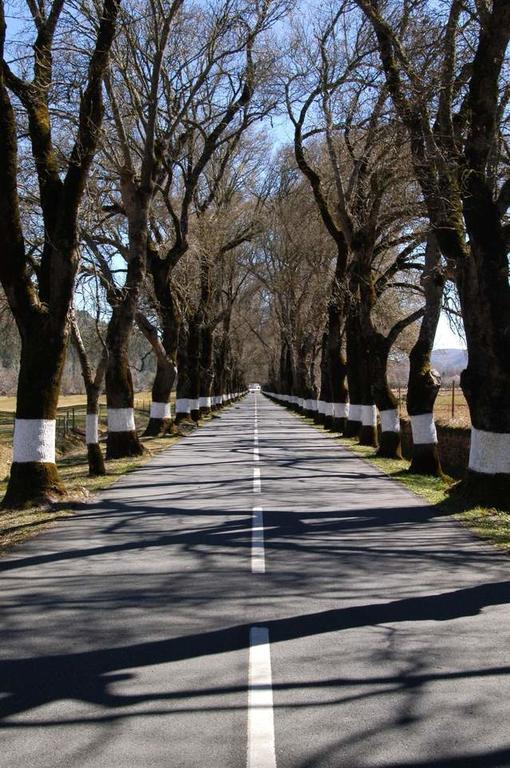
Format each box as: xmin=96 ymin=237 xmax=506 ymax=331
xmin=251 ymin=506 xmax=265 ymax=573
xmin=247 ymin=626 xmax=277 ymax=768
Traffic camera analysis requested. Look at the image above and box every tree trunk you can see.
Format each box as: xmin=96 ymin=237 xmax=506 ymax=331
xmin=86 ymin=384 xmax=106 ymax=477
xmin=187 ymin=315 xmax=202 ymax=423
xmin=145 ymin=358 xmax=175 ymax=436
xmin=175 ymin=324 xmax=194 ymax=424
xmin=2 ymin=320 xmax=67 ymax=508
xmin=136 ymin=313 xmax=176 ymax=437
xmin=371 ymin=334 xmax=401 ymax=459
xmin=70 ymin=316 xmax=107 ymax=476
xmin=345 ymin=310 xmax=363 ymax=438
xmin=327 ymin=303 xmax=349 ymax=433
xmin=317 ymin=331 xmax=331 ymax=426
xmin=407 ymin=236 xmax=444 ymax=476
xmin=104 ymin=185 xmax=150 ymax=459
xmin=356 ymin=280 xmax=379 ymax=448
xmin=459 ymin=214 xmax=510 ymax=499
xmin=105 ymin=306 xmax=144 ymax=459
xmin=296 ymin=341 xmax=316 ymax=419
xmin=199 ymin=325 xmax=215 ymax=416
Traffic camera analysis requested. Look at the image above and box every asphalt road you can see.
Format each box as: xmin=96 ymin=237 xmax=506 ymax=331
xmin=1 ymin=393 xmax=509 ymax=767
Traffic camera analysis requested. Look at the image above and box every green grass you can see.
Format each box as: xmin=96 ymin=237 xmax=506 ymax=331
xmin=298 ymin=413 xmax=510 ymax=554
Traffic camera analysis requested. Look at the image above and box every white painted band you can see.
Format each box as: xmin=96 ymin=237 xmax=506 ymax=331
xmin=311 ymin=400 xmax=318 ymax=411
xmin=317 ymin=400 xmax=326 ymax=415
xmin=199 ymin=396 xmax=212 ymax=409
xmin=176 ymin=398 xmax=190 ymax=414
xmin=411 ymin=413 xmax=438 ymax=444
xmin=107 ymin=408 xmax=135 ymax=432
xmin=333 ymin=402 xmax=349 ymax=418
xmin=362 ymin=405 xmax=377 ymax=427
xmin=304 ymin=399 xmax=314 ymax=410
xmin=190 ymin=399 xmax=200 ymax=411
xmin=150 ymin=402 xmax=171 ymax=419
xmin=13 ymin=418 xmax=56 ymax=463
xmin=348 ymin=404 xmax=362 ymax=422
xmin=380 ymin=408 xmax=400 ymax=433
xmin=86 ymin=414 xmax=99 ymax=444
xmin=469 ymin=427 xmax=510 ymax=475
xmin=298 ymin=398 xmax=304 ymax=409
xmin=247 ymin=626 xmax=276 ymax=768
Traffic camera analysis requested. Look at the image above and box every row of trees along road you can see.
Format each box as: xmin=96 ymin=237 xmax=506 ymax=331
xmin=260 ymin=0 xmax=510 ymax=508
xmin=0 ymin=0 xmax=509 ymax=510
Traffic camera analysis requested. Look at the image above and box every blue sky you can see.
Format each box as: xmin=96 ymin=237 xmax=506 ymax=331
xmin=4 ymin=1 xmax=466 ymax=352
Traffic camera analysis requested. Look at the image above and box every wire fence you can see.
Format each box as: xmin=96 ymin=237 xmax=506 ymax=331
xmin=0 ymin=398 xmax=154 ymax=444
xmin=394 ymin=382 xmax=470 ymax=425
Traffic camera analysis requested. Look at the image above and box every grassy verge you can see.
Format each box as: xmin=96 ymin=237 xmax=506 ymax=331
xmin=298 ymin=413 xmax=510 ymax=554
xmin=0 ymin=430 xmax=181 ymax=555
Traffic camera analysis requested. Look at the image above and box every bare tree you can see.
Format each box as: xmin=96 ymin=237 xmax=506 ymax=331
xmin=357 ymin=0 xmax=510 ymax=497
xmin=0 ymin=0 xmax=120 ymax=507
xmin=286 ymin=3 xmax=425 ymax=454
xmin=70 ymin=312 xmax=108 ymax=476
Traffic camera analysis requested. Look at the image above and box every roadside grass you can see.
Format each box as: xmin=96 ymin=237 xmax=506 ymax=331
xmin=297 ymin=413 xmax=510 ymax=554
xmin=0 ymin=423 xmax=183 ymax=555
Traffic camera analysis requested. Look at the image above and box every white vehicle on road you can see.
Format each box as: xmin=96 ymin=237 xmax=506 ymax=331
xmin=248 ymin=383 xmax=261 ymax=392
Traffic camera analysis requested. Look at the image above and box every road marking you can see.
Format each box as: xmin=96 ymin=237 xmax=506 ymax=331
xmin=253 ymin=392 xmax=261 ymax=493
xmin=252 ymin=506 xmax=265 ymax=573
xmin=247 ymin=626 xmax=276 ymax=768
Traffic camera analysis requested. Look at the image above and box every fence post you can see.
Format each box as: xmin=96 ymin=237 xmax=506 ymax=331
xmin=398 ymin=386 xmax=402 ymax=415
xmin=451 ymin=381 xmax=455 ymax=419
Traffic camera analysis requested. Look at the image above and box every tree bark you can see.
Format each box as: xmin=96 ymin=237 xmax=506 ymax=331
xmin=105 ymin=303 xmax=144 ymax=458
xmin=136 ymin=312 xmax=176 ymax=436
xmin=3 ymin=319 xmax=68 ymax=507
xmin=326 ymin=303 xmax=349 ymax=433
xmin=317 ymin=331 xmax=331 ymax=426
xmin=187 ymin=315 xmax=202 ymax=422
xmin=370 ymin=334 xmax=401 ymax=458
xmin=71 ymin=314 xmax=107 ymax=476
xmin=175 ymin=324 xmax=193 ymax=424
xmin=345 ymin=309 xmax=363 ymax=438
xmin=199 ymin=325 xmax=215 ymax=416
xmin=407 ymin=236 xmax=444 ymax=476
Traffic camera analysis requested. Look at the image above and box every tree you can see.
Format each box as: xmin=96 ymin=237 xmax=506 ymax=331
xmin=286 ymin=3 xmax=425 ymax=452
xmin=0 ymin=0 xmax=121 ymax=507
xmin=357 ymin=0 xmax=510 ymax=498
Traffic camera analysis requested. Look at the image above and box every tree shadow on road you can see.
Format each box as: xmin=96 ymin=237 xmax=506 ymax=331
xmin=1 ymin=578 xmax=510 ymax=723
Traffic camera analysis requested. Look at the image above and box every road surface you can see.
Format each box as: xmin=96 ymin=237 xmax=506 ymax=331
xmin=1 ymin=393 xmax=509 ymax=767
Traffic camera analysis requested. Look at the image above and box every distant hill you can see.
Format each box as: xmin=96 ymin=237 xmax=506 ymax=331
xmin=389 ymin=347 xmax=468 ymax=386
xmin=431 ymin=348 xmax=468 ymax=377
